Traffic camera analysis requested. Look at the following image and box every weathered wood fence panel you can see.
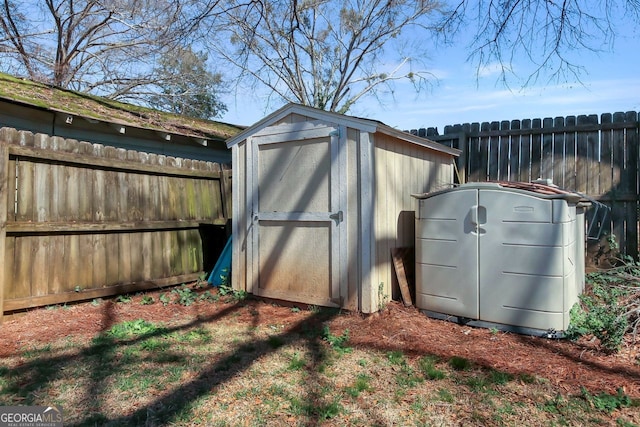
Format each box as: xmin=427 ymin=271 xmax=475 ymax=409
xmin=412 ymin=111 xmax=640 ymax=262
xmin=0 ymin=128 xmax=231 ymax=320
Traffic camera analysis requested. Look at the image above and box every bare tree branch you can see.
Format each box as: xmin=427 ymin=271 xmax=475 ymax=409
xmin=208 ymin=0 xmax=442 ymax=114
xmin=439 ymin=0 xmax=639 ymax=86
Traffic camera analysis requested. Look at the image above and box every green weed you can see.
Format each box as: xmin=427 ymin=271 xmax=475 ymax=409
xmin=581 ymin=387 xmax=632 ymax=413
xmin=116 ymin=294 xmax=132 ymax=303
xmin=159 ymin=293 xmax=171 ymax=306
xmin=218 ymin=284 xmax=247 ymax=302
xmin=140 ymin=295 xmax=154 ymax=305
xmin=107 ymin=319 xmax=163 ymax=339
xmin=322 ymin=325 xmax=351 ymax=355
xmin=172 ymin=284 xmax=197 ymax=306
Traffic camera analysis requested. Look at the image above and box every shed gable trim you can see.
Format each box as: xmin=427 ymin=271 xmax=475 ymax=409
xmin=226 ymin=102 xmax=460 ymax=158
xmin=226 ymin=103 xmax=377 ymax=148
xmin=251 ymin=120 xmax=337 ymax=145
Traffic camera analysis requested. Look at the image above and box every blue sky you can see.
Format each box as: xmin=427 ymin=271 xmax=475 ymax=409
xmin=218 ymin=19 xmax=639 ymax=133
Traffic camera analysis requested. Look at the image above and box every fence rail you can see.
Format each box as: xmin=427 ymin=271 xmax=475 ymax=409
xmin=0 ymin=127 xmax=231 ymax=320
xmin=411 ymin=111 xmax=640 ymax=262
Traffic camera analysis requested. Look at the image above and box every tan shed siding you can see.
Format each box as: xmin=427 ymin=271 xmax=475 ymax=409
xmin=232 ymin=141 xmax=248 ymax=292
xmin=274 ymin=113 xmax=313 ymax=126
xmin=373 ymin=134 xmax=454 ymax=304
xmin=345 ymin=127 xmax=360 ymax=310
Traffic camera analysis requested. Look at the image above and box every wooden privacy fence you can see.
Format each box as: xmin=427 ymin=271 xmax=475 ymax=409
xmin=0 ymin=127 xmax=231 ymax=320
xmin=411 ymin=111 xmax=640 ymax=261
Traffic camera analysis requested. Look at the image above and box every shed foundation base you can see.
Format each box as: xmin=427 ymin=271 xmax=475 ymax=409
xmin=419 ymin=309 xmax=565 ymax=339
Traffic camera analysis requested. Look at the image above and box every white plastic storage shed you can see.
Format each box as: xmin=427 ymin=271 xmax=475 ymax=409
xmin=414 ymin=181 xmax=588 ymax=332
xmin=227 ymin=104 xmax=460 ymax=313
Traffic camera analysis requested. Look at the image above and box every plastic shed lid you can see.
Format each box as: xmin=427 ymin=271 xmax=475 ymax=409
xmin=412 ymin=181 xmax=587 ymax=204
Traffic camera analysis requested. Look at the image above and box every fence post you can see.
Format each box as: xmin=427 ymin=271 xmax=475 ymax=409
xmin=0 ymin=142 xmax=8 ymax=323
xmin=457 ymin=126 xmax=468 ymax=184
xmin=221 ymin=165 xmax=232 ymax=222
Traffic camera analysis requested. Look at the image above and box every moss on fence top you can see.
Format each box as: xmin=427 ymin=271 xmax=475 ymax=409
xmin=0 ymin=73 xmax=244 ymax=141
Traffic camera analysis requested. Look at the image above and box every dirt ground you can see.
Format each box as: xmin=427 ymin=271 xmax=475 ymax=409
xmin=1 ymin=287 xmax=639 ymax=399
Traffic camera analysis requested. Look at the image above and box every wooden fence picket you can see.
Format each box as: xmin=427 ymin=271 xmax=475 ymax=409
xmin=419 ymin=111 xmax=640 ymax=262
xmin=0 ymin=128 xmax=231 ymax=321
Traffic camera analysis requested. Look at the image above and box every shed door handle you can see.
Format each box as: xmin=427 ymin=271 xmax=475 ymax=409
xmin=329 ymin=211 xmax=343 ymax=223
xmin=470 ymin=205 xmax=479 ymax=227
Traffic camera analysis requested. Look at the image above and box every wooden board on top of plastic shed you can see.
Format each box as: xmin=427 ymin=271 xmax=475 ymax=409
xmin=226 ymin=103 xmax=460 ymax=313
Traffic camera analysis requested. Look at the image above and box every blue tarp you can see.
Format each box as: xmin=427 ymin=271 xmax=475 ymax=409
xmin=207 ymin=236 xmax=232 ymax=286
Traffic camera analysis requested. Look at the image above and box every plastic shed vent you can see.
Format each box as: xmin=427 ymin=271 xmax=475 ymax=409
xmin=413 ymin=182 xmax=589 ymax=334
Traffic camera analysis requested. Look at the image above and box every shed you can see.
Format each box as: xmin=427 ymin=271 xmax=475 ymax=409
xmin=413 ymin=181 xmax=588 ymax=333
xmin=227 ymin=103 xmax=460 ymax=313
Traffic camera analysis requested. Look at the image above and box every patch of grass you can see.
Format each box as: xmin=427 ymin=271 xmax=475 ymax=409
xmin=464 ymin=375 xmax=491 ymax=392
xmin=180 ymin=327 xmax=213 ymax=344
xmin=386 ymin=350 xmax=405 ymax=366
xmin=289 ymin=396 xmax=344 ymax=420
xmin=22 ymin=344 xmax=52 ymax=359
xmin=107 ymin=319 xmax=163 ymax=339
xmin=215 ymin=354 xmax=242 ymax=372
xmin=384 ymin=350 xmax=424 ymax=388
xmin=436 ymin=388 xmax=455 ymax=403
xmin=139 ymin=337 xmax=170 ymax=352
xmin=518 ymin=373 xmax=538 ymax=384
xmin=267 ymin=336 xmax=285 ymax=349
xmin=489 ymin=369 xmax=513 ymax=385
xmin=581 ymin=387 xmax=632 ymax=413
xmin=345 ymin=373 xmax=373 ymax=397
xmin=308 ymin=305 xmax=321 ymax=313
xmin=287 ymin=353 xmax=307 ymax=371
xmin=449 ymin=356 xmax=472 ymax=371
xmin=2 ymin=297 xmax=638 ymax=426
xmin=418 ymin=355 xmax=447 ymax=380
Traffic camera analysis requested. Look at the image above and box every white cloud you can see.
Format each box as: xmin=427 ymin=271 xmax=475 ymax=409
xmin=475 ymin=62 xmax=512 ymax=78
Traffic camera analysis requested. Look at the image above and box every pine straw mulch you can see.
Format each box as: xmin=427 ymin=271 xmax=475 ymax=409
xmin=1 ymin=288 xmax=639 ymax=399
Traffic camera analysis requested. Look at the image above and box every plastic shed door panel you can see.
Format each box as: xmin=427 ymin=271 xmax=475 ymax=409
xmin=478 ymin=190 xmax=574 ymax=331
xmin=415 ymin=188 xmax=479 ymax=318
xmin=492 ymin=222 xmax=565 ymax=246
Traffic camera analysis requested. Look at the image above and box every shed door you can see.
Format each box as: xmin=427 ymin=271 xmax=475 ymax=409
xmin=250 ymin=123 xmax=345 ymax=306
xmin=415 ymin=188 xmax=480 ymax=318
xmin=478 ymin=190 xmax=567 ymax=329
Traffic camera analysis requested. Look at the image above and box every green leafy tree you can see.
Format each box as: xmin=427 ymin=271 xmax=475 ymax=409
xmin=148 ymin=48 xmax=227 ymax=119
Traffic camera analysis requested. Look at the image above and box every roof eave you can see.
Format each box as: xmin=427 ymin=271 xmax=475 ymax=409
xmin=226 ymin=103 xmax=461 ymax=158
